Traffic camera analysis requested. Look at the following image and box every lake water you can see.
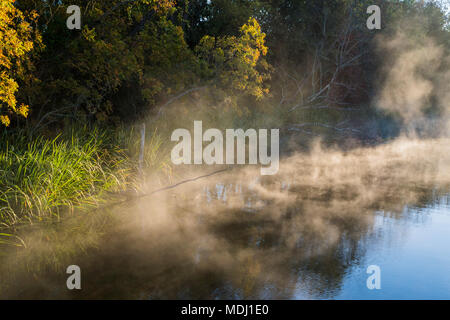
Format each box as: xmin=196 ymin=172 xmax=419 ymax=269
xmin=1 ymin=139 xmax=450 ymax=299
xmin=333 ymin=194 xmax=450 ymax=299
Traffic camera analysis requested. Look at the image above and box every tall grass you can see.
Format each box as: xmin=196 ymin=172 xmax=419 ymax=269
xmin=0 ymin=126 xmax=135 ymax=227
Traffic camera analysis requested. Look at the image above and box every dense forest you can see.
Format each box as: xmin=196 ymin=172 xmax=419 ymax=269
xmin=1 ymin=0 xmax=449 ymax=226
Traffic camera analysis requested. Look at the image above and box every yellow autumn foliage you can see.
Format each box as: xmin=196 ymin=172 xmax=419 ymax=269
xmin=195 ymin=18 xmax=271 ymax=100
xmin=0 ymin=0 xmax=40 ymax=126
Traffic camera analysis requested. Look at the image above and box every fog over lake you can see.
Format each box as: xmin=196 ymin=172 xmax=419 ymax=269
xmin=2 ymin=137 xmax=449 ymax=299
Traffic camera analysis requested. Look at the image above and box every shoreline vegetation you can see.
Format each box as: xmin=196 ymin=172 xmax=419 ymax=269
xmin=0 ymin=122 xmax=173 ymax=228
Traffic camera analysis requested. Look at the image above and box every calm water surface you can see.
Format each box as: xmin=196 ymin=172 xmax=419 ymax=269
xmin=333 ymin=195 xmax=450 ymax=299
xmin=2 ymin=173 xmax=450 ymax=299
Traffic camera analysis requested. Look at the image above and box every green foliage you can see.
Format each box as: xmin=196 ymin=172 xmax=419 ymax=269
xmin=0 ymin=126 xmax=132 ymax=225
xmin=16 ymin=0 xmax=188 ymax=122
xmin=10 ymin=0 xmax=271 ymax=126
xmin=182 ymin=0 xmax=263 ymax=46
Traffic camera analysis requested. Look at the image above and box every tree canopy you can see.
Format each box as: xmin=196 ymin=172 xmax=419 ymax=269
xmin=1 ymin=0 xmax=448 ymax=129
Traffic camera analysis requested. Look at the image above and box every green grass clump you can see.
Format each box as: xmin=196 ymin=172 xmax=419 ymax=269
xmin=0 ymin=126 xmax=132 ymax=227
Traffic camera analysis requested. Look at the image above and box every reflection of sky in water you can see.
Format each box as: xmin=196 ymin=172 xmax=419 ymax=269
xmin=2 ymin=173 xmax=449 ymax=299
xmin=202 ymin=181 xmax=450 ymax=299
xmin=332 ymin=195 xmax=450 ymax=300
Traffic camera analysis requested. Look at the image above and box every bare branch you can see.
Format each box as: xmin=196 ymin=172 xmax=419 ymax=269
xmin=156 ymin=86 xmax=208 ymax=118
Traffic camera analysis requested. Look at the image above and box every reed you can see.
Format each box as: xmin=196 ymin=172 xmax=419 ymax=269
xmin=0 ymin=124 xmax=170 ymax=227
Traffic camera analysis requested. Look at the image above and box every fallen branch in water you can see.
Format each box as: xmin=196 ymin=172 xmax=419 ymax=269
xmin=139 ymin=167 xmax=231 ymax=199
xmin=89 ymin=167 xmax=232 ymax=212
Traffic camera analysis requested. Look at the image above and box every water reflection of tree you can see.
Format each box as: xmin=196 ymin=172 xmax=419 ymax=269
xmin=1 ymin=167 xmax=449 ymax=299
xmin=185 ymin=171 xmax=449 ymax=299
